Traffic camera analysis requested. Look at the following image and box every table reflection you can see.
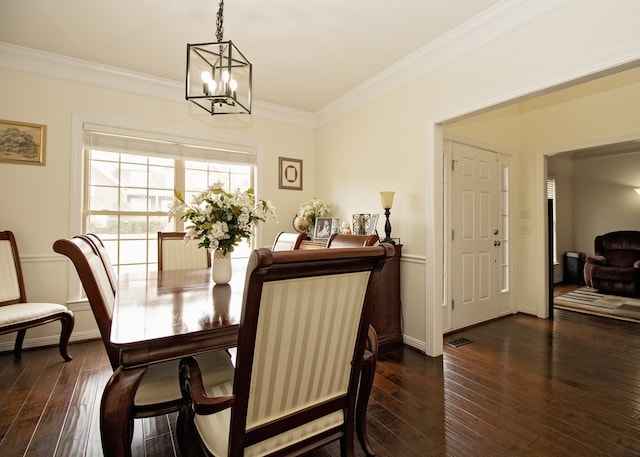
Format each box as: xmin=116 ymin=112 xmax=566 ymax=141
xmin=112 ymin=262 xmax=246 ymax=347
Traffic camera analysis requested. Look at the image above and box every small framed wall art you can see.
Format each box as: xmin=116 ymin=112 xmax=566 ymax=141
xmin=0 ymin=119 xmax=46 ymax=165
xmin=278 ymin=157 xmax=303 ymax=190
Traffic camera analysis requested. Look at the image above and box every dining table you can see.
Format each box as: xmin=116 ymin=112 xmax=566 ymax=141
xmin=103 ymin=258 xmax=377 ymax=457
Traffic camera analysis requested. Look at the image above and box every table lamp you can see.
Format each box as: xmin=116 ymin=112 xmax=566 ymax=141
xmin=379 ymin=191 xmax=396 ymax=244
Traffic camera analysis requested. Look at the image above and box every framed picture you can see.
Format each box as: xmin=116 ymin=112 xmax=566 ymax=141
xmin=330 ymin=218 xmax=341 ymax=235
xmin=366 ymin=214 xmax=379 ymax=235
xmin=314 ymin=217 xmax=333 ymax=239
xmin=0 ymin=119 xmax=46 ymax=165
xmin=352 ymin=214 xmax=371 ymax=235
xmin=278 ymin=157 xmax=303 ymax=190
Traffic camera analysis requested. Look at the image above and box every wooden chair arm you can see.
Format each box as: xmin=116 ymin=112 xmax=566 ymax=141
xmin=179 ymin=357 xmax=235 ymax=415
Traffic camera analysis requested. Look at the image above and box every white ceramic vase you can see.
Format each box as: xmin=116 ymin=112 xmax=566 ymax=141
xmin=212 ymin=250 xmax=232 ymax=284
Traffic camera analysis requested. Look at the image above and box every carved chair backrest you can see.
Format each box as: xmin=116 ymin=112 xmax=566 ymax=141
xmin=158 ymin=231 xmax=211 ymax=271
xmin=271 ymin=231 xmax=308 ymax=251
xmin=218 ymin=246 xmax=393 ymax=455
xmin=0 ymin=231 xmax=26 ymax=306
xmin=53 ymin=236 xmax=120 ymax=369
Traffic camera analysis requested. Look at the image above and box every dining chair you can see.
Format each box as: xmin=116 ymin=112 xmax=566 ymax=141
xmin=177 ymin=244 xmax=394 ymax=457
xmin=0 ymin=230 xmax=74 ymax=361
xmin=81 ymin=233 xmax=118 ymax=295
xmin=53 ymin=235 xmax=235 ymax=449
xmin=271 ymin=231 xmax=308 ymax=251
xmin=327 ymin=233 xmax=379 ymax=248
xmin=158 ymin=231 xmax=211 ymax=271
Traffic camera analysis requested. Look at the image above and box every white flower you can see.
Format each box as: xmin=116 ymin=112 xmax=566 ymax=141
xmin=298 ymin=198 xmax=331 ymax=225
xmin=167 ymin=183 xmax=278 ymax=255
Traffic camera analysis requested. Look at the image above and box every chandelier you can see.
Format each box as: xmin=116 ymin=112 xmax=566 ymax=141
xmin=186 ymin=0 xmax=252 ymax=115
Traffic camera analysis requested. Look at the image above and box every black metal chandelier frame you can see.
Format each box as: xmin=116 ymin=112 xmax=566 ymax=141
xmin=185 ymin=1 xmax=252 ymax=115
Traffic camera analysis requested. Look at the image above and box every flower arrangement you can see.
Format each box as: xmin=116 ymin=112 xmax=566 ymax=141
xmin=168 ymin=183 xmax=278 ymax=255
xmin=297 ymin=197 xmax=331 ymax=226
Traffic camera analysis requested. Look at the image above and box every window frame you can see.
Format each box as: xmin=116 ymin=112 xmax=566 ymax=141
xmin=69 ymin=114 xmax=264 ymax=302
xmin=547 ymin=176 xmax=558 ymax=265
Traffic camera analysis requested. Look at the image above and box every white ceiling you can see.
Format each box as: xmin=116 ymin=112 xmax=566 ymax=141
xmin=0 ymin=0 xmax=503 ymax=113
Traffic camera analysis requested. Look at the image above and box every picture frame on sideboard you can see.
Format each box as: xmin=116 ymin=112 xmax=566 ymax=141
xmin=314 ymin=217 xmax=333 ymax=239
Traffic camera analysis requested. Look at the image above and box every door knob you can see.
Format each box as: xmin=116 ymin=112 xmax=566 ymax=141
xmin=494 ymin=240 xmax=501 ymax=247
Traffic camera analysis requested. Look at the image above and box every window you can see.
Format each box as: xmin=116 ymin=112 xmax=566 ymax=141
xmin=547 ymin=176 xmax=557 ymax=264
xmin=500 ymin=162 xmax=509 ymax=293
xmin=83 ymin=127 xmax=257 ymax=279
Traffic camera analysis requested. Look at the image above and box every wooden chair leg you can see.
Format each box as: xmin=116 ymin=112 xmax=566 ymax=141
xmin=357 ymin=325 xmax=378 ymax=457
xmin=9 ymin=312 xmax=74 ymax=361
xmin=59 ymin=312 xmax=74 ymax=361
xmin=101 ymin=366 xmax=146 ymax=457
xmin=13 ymin=329 xmax=26 ymax=356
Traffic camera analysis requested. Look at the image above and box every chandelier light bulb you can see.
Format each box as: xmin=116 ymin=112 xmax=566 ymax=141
xmin=200 ymin=70 xmax=212 ymax=83
xmin=221 ymin=70 xmax=230 ymax=83
xmin=229 ymin=79 xmax=238 ymax=91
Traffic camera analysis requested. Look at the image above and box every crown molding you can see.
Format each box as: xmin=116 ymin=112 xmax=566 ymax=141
xmin=251 ymin=100 xmax=316 ymax=128
xmin=315 ymin=0 xmax=572 ymax=126
xmin=0 ymin=42 xmax=316 ymax=129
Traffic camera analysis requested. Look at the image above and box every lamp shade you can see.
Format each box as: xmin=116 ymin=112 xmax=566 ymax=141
xmin=380 ymin=191 xmax=395 ymax=209
xmin=635 ymin=188 xmax=640 ymax=196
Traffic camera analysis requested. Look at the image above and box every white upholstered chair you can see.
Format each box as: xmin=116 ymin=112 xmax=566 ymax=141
xmin=177 ymin=245 xmax=394 ymax=457
xmin=158 ymin=231 xmax=211 ymax=271
xmin=271 ymin=231 xmax=308 ymax=251
xmin=53 ymin=234 xmax=234 ymax=454
xmin=81 ymin=233 xmax=117 ymax=294
xmin=327 ymin=233 xmax=379 ymax=248
xmin=0 ymin=230 xmax=74 ymax=360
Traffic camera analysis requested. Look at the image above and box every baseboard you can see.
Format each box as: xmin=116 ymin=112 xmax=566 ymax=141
xmin=0 ymin=329 xmax=101 ymax=354
xmin=402 ymin=335 xmax=426 ymax=354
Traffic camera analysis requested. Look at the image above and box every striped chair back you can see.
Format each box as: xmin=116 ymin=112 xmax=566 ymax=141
xmin=158 ymin=231 xmax=211 ymax=271
xmin=183 ymin=245 xmax=394 ymax=456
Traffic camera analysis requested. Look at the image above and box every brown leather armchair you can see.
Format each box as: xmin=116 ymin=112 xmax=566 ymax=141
xmin=584 ymin=230 xmax=640 ymax=296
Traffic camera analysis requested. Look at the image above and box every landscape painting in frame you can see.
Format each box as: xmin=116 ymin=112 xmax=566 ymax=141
xmin=0 ymin=119 xmax=46 ymax=165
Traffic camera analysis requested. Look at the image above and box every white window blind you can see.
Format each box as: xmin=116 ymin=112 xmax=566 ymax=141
xmin=83 ymin=124 xmax=257 ymax=165
xmin=82 ymin=126 xmax=257 ymax=278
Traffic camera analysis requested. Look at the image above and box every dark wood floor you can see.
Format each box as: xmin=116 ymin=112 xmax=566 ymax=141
xmin=2 ymin=307 xmax=640 ymax=456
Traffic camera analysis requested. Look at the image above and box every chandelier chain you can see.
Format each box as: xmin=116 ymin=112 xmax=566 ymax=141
xmin=216 ymin=0 xmax=224 ymax=42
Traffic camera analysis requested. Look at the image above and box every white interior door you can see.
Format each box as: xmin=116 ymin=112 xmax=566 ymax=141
xmin=449 ymin=141 xmax=510 ymax=330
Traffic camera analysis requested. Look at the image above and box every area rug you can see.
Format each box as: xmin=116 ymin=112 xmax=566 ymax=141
xmin=554 ymin=287 xmax=640 ymax=323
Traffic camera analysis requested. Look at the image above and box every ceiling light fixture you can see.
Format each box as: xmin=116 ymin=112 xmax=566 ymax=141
xmin=186 ymin=0 xmax=252 ymax=115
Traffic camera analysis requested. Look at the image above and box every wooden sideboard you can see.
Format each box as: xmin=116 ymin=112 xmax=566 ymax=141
xmin=300 ymin=240 xmax=403 ymax=353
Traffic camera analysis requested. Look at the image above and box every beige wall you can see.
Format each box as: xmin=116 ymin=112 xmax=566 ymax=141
xmin=317 ymin=0 xmax=640 ymax=355
xmin=452 ymin=67 xmax=640 ymax=282
xmin=0 ymin=66 xmax=316 ymax=350
xmin=548 ymin=148 xmax=640 ymax=285
xmin=573 ymin=153 xmax=640 ymax=251
xmin=2 ymin=0 xmax=640 ymax=356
